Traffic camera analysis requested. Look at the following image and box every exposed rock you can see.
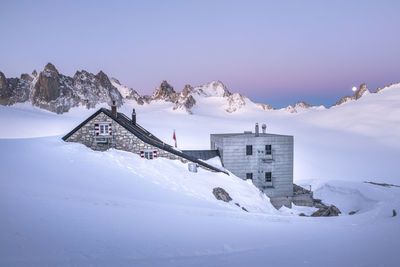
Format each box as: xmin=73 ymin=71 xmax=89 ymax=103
xmin=393 ymin=209 xmax=397 ymax=217
xmin=212 ymin=187 xmax=232 ymax=202
xmin=311 ymin=205 xmax=341 ymax=217
xmin=196 ymin=80 xmax=231 ymax=97
xmin=226 ymin=93 xmax=247 ymax=113
xmin=110 ymin=77 xmax=146 ymax=105
xmin=293 ymin=184 xmax=312 ymax=195
xmin=32 ymin=70 xmax=38 ymax=77
xmin=294 ymin=101 xmax=312 ymax=109
xmin=173 ymin=94 xmax=196 ymax=114
xmin=0 ymin=71 xmax=31 ymax=105
xmin=334 ymin=95 xmax=352 ymax=106
xmin=299 ymin=213 xmax=306 ymax=217
xmin=334 ymin=83 xmax=371 ymax=107
xmin=364 ymin=181 xmax=400 ymax=188
xmin=29 ymin=63 xmax=123 ymax=113
xmin=348 ymin=210 xmax=358 ymax=215
xmin=257 ymin=103 xmax=275 ymax=110
xmin=241 ymin=207 xmax=248 ymax=212
xmin=354 ymin=83 xmax=370 ymax=100
xmin=284 ymin=105 xmax=297 ymax=113
xmin=20 ymin=73 xmax=33 ymax=82
xmin=151 ymin=80 xmax=177 ymax=102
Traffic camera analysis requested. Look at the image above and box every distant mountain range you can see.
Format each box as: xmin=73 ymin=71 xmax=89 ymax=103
xmin=0 ymin=63 xmax=397 ymax=114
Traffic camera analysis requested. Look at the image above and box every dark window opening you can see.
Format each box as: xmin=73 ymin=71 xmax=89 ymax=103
xmin=265 ymin=145 xmax=272 ymax=155
xmin=265 ymin=172 xmax=272 ymax=182
xmin=246 ymin=145 xmax=253 ymax=155
xmin=246 ymin=173 xmax=253 ymax=180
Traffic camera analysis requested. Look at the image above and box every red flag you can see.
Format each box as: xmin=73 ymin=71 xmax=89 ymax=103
xmin=173 ymin=130 xmax=177 ymax=148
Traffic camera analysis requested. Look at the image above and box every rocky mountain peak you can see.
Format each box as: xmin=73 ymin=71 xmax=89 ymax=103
xmin=182 ymin=84 xmax=193 ymax=97
xmin=151 ymin=80 xmax=177 ymax=102
xmin=353 ymin=83 xmax=370 ymax=100
xmin=32 ymin=70 xmax=38 ymax=77
xmin=20 ymin=73 xmax=33 ymax=82
xmin=294 ymin=101 xmax=312 ymax=109
xmin=44 ymin=62 xmax=59 ymax=74
xmin=95 ymin=71 xmax=114 ymax=90
xmin=334 ymin=83 xmax=371 ymax=107
xmin=196 ymin=80 xmax=231 ymax=97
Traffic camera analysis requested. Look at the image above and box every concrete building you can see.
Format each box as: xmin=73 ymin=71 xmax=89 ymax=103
xmin=210 ymin=123 xmax=294 ymax=208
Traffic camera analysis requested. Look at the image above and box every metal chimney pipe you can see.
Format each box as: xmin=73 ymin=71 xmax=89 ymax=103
xmin=111 ymin=100 xmax=117 ymax=117
xmin=132 ymin=108 xmax=136 ymax=124
xmin=262 ymin=124 xmax=266 ymax=134
xmin=255 ymin=123 xmax=259 ymax=137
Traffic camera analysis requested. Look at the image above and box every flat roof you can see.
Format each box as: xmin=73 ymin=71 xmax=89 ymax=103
xmin=210 ymin=133 xmax=293 ymax=138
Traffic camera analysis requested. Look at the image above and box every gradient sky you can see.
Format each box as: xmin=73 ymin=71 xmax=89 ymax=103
xmin=1 ymin=0 xmax=399 ymax=107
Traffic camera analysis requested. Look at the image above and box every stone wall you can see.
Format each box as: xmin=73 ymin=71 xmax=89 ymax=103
xmin=66 ymin=111 xmax=186 ymax=162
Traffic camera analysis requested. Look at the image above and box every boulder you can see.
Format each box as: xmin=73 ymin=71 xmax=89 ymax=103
xmin=212 ymin=187 xmax=232 ymax=202
xmin=311 ymin=205 xmax=341 ymax=217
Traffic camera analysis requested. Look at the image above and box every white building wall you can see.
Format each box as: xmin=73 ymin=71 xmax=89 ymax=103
xmin=211 ymin=133 xmax=293 ymax=198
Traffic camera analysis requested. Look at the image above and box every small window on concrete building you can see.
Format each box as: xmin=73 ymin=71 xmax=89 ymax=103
xmin=246 ymin=173 xmax=253 ymax=180
xmin=265 ymin=145 xmax=272 ymax=155
xmin=246 ymin=145 xmax=253 ymax=155
xmin=265 ymin=172 xmax=272 ymax=182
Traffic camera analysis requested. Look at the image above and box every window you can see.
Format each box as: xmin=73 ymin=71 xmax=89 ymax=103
xmin=140 ymin=150 xmax=158 ymax=160
xmin=265 ymin=172 xmax=272 ymax=182
xmin=95 ymin=123 xmax=112 ymax=136
xmin=246 ymin=145 xmax=253 ymax=155
xmin=99 ymin=124 xmax=109 ymax=135
xmin=144 ymin=151 xmax=153 ymax=159
xmin=246 ymin=173 xmax=253 ymax=180
xmin=265 ymin=145 xmax=272 ymax=155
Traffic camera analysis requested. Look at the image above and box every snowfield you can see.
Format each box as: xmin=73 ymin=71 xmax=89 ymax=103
xmin=0 ymin=83 xmax=400 ymax=266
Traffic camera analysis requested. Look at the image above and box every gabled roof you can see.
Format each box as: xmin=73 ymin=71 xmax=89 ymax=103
xmin=62 ymin=108 xmax=228 ymax=175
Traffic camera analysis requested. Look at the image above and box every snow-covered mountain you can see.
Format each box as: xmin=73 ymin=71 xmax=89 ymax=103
xmin=1 ymin=63 xmax=123 ymax=113
xmin=1 ymin=63 xmax=398 ymax=115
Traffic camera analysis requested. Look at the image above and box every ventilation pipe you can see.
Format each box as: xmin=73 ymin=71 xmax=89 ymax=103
xmin=255 ymin=123 xmax=259 ymax=137
xmin=262 ymin=124 xmax=266 ymax=134
xmin=132 ymin=108 xmax=136 ymax=125
xmin=111 ymin=101 xmax=117 ymax=117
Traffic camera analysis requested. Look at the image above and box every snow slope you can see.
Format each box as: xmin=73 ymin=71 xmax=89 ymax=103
xmin=1 ymin=83 xmax=400 ymax=266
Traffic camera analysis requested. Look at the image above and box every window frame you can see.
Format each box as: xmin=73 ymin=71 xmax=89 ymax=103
xmin=96 ymin=122 xmax=112 ymax=136
xmin=246 ymin=173 xmax=253 ymax=180
xmin=246 ymin=145 xmax=253 ymax=156
xmin=265 ymin=145 xmax=272 ymax=155
xmin=265 ymin=172 xmax=272 ymax=182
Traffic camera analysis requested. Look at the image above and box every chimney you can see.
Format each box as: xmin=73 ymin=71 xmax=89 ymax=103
xmin=262 ymin=124 xmax=266 ymax=134
xmin=111 ymin=101 xmax=117 ymax=117
xmin=132 ymin=108 xmax=136 ymax=124
xmin=255 ymin=123 xmax=259 ymax=137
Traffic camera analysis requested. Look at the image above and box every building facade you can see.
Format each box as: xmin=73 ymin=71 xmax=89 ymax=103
xmin=62 ymin=105 xmax=227 ymax=174
xmin=210 ymin=124 xmax=294 ymax=207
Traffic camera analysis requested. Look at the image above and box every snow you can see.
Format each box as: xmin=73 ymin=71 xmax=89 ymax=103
xmin=1 ymin=83 xmax=400 ymax=266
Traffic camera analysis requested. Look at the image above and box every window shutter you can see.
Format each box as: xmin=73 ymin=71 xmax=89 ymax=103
xmin=153 ymin=151 xmax=157 ymax=158
xmin=94 ymin=124 xmax=99 ymax=136
xmin=140 ymin=151 xmax=144 ymax=158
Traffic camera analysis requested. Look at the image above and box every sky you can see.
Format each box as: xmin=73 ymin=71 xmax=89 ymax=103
xmin=1 ymin=0 xmax=399 ymax=108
